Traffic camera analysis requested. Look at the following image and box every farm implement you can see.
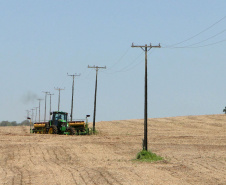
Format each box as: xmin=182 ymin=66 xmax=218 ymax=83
xmin=32 ymin=111 xmax=90 ymax=135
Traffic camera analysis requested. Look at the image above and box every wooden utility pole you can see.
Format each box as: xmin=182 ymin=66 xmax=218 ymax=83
xmin=31 ymin=108 xmax=35 ymax=123
xmin=88 ymin=65 xmax=106 ymax=132
xmin=48 ymin=93 xmax=54 ymax=120
xmin=131 ymin=43 xmax=161 ymax=151
xmin=37 ymin=99 xmax=43 ymax=122
xmin=26 ymin=110 xmax=30 ymax=119
xmin=42 ymin=91 xmax=50 ymax=122
xmin=67 ymin=73 xmax=81 ymax=121
xmin=55 ymin=87 xmax=65 ymax=111
xmin=34 ymin=107 xmax=38 ymax=123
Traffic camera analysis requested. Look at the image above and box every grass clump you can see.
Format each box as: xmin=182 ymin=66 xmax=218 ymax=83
xmin=90 ymin=128 xmax=99 ymax=135
xmin=136 ymin=150 xmax=163 ymax=162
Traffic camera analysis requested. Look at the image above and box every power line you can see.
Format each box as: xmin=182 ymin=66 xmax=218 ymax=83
xmin=189 ymin=38 xmax=226 ymax=48
xmin=163 ymin=38 xmax=226 ymax=49
xmin=103 ymin=49 xmax=155 ymax=74
xmin=183 ymin=29 xmax=226 ymax=47
xmin=88 ymin=65 xmax=106 ymax=132
xmin=103 ymin=50 xmax=144 ymax=74
xmin=131 ymin=43 xmax=161 ymax=151
xmin=117 ymin=49 xmax=155 ymax=73
xmin=79 ymin=69 xmax=93 ymax=80
xmin=106 ymin=47 xmax=131 ymax=71
xmin=165 ymin=15 xmax=226 ymax=47
xmin=162 ymin=28 xmax=226 ymax=49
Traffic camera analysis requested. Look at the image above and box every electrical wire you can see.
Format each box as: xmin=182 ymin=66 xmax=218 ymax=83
xmin=162 ymin=38 xmax=226 ymax=49
xmin=180 ymin=38 xmax=226 ymax=48
xmin=118 ymin=50 xmax=155 ymax=73
xmin=105 ymin=47 xmax=131 ymax=71
xmin=165 ymin=15 xmax=226 ymax=48
xmin=180 ymin=29 xmax=226 ymax=47
xmin=79 ymin=68 xmax=94 ymax=80
xmin=102 ymin=49 xmax=155 ymax=74
xmin=103 ymin=50 xmax=143 ymax=74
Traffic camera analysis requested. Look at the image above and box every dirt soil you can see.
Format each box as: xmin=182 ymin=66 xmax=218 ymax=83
xmin=0 ymin=114 xmax=225 ymax=185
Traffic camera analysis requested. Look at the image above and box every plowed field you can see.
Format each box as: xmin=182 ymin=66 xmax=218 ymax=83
xmin=0 ymin=114 xmax=225 ymax=185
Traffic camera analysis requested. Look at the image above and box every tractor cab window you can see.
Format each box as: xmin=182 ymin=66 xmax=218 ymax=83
xmin=54 ymin=113 xmax=66 ymax=121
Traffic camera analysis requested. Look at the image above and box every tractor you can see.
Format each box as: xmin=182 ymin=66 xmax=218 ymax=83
xmin=48 ymin=111 xmax=75 ymax=134
xmin=32 ymin=111 xmax=90 ymax=135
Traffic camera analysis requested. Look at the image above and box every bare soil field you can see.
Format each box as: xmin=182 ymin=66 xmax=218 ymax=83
xmin=0 ymin=114 xmax=225 ymax=185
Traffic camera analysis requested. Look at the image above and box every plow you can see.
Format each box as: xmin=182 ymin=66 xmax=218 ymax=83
xmin=32 ymin=111 xmax=90 ymax=135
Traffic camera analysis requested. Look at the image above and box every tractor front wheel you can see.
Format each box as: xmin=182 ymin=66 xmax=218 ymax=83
xmin=48 ymin=125 xmax=58 ymax=134
xmin=67 ymin=127 xmax=75 ymax=135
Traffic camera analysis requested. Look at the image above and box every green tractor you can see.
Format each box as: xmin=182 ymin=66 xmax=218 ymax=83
xmin=32 ymin=111 xmax=90 ymax=135
xmin=47 ymin=111 xmax=75 ymax=135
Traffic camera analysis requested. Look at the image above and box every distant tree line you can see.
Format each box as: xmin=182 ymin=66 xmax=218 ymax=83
xmin=0 ymin=120 xmax=31 ymax=126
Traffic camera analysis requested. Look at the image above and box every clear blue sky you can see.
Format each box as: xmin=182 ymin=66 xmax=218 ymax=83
xmin=1 ymin=1 xmax=226 ymax=122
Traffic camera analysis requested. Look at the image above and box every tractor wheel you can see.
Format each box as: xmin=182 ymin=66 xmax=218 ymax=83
xmin=48 ymin=125 xmax=58 ymax=134
xmin=67 ymin=127 xmax=75 ymax=135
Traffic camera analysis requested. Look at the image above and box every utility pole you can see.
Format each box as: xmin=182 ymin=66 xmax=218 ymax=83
xmin=67 ymin=73 xmax=81 ymax=121
xmin=42 ymin=91 xmax=50 ymax=122
xmin=48 ymin=93 xmax=54 ymax=120
xmin=26 ymin=110 xmax=30 ymax=119
xmin=54 ymin=87 xmax=65 ymax=111
xmin=37 ymin=99 xmax=43 ymax=122
xmin=34 ymin=107 xmax=38 ymax=123
xmin=131 ymin=43 xmax=161 ymax=151
xmin=31 ymin=108 xmax=35 ymax=123
xmin=88 ymin=65 xmax=106 ymax=132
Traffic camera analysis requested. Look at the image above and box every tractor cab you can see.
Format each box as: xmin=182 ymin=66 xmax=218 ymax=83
xmin=52 ymin=111 xmax=68 ymax=127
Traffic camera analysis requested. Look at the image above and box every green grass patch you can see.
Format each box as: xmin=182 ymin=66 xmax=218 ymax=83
xmin=90 ymin=128 xmax=99 ymax=135
xmin=135 ymin=150 xmax=164 ymax=162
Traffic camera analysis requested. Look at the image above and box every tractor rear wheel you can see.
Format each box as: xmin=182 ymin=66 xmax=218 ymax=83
xmin=67 ymin=127 xmax=75 ymax=135
xmin=48 ymin=125 xmax=58 ymax=134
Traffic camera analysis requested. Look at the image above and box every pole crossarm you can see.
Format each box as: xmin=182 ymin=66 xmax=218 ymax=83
xmin=88 ymin=65 xmax=106 ymax=69
xmin=131 ymin=43 xmax=161 ymax=48
xmin=67 ymin=73 xmax=81 ymax=77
